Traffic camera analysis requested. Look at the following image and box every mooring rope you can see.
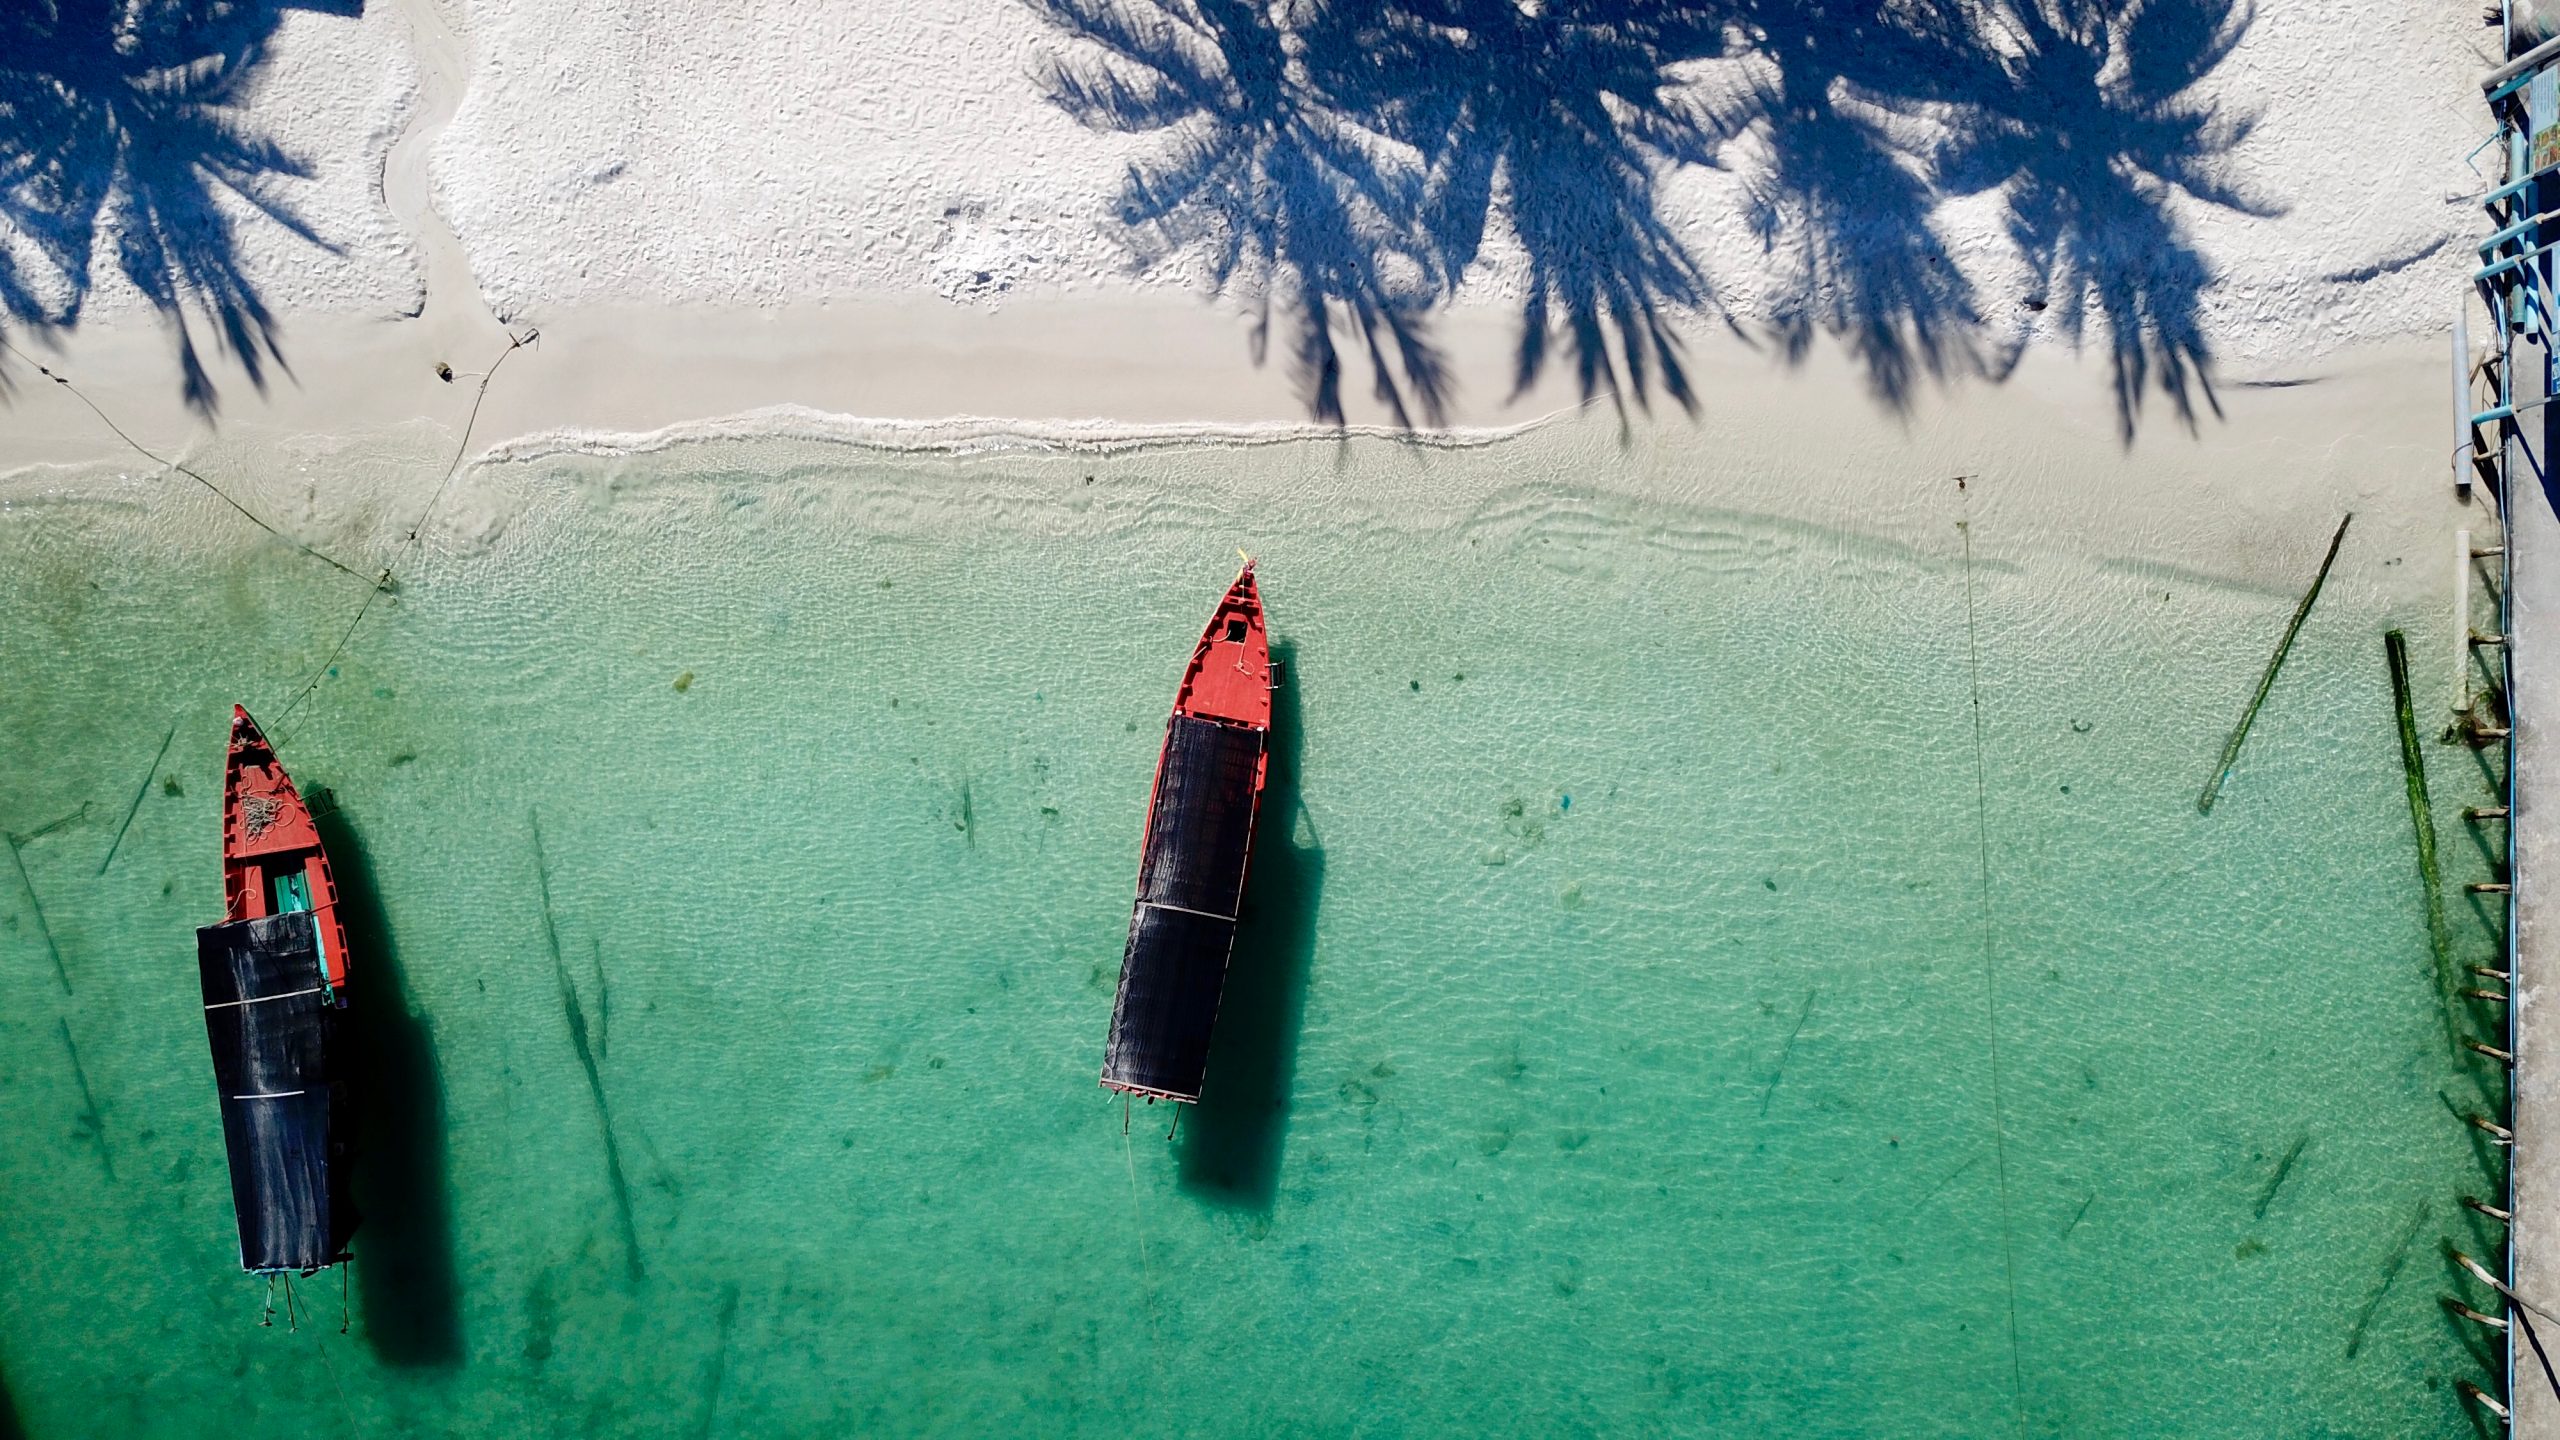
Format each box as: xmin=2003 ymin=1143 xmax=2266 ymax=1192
xmin=303 ymin=1268 xmax=368 ymax=1440
xmin=1122 ymin=1123 xmax=1154 ymax=1287
xmin=1119 ymin=1117 xmax=1171 ymax=1397
xmin=0 ymin=338 xmax=373 ymax=585
xmin=271 ymin=326 xmax=537 ymax=736
xmin=1957 ymin=506 xmax=2029 ymax=1439
xmin=4 ymin=326 xmax=538 ymax=742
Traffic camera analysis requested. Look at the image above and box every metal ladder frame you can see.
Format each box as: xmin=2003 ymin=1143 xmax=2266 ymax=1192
xmin=2466 ymin=21 xmax=2536 ymax=1426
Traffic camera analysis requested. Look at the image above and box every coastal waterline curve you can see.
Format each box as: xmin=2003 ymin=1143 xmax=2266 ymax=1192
xmin=0 ymin=408 xmax=2498 ymax=1435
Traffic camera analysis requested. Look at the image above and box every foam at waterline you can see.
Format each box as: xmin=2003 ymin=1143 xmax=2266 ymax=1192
xmin=475 ymin=401 xmax=1586 ymax=467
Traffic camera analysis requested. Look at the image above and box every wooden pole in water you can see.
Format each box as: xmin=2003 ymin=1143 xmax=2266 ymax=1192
xmin=2198 ymin=514 xmax=2353 ymax=813
xmin=2452 ymin=1298 xmax=2513 ymax=1332
xmin=2385 ymin=629 xmax=2464 ymax=1057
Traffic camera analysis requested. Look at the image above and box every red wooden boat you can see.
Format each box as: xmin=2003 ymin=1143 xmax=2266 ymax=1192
xmin=222 ymin=705 xmax=351 ymax=999
xmin=197 ymin=705 xmax=356 ymax=1274
xmin=1101 ymin=561 xmax=1273 ymax=1104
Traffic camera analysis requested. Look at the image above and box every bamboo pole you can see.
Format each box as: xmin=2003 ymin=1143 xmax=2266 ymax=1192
xmin=2198 ymin=514 xmax=2354 ymax=813
xmin=2385 ymin=629 xmax=2462 ymax=1056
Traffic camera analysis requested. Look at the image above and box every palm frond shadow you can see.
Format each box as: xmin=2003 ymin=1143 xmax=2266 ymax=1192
xmin=0 ymin=0 xmax=359 ymax=414
xmin=1029 ymin=0 xmax=2271 ymax=440
xmin=1734 ymin=0 xmax=1995 ymax=410
xmin=1937 ymin=0 xmax=2268 ymax=440
xmin=1035 ymin=0 xmax=1449 ymax=425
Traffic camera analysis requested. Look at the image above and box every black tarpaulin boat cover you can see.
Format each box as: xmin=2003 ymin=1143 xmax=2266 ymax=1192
xmin=1104 ymin=713 xmax=1265 ymax=1101
xmin=197 ymin=910 xmax=354 ymax=1273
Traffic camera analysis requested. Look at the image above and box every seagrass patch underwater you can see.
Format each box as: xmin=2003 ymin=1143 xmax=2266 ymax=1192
xmin=0 ymin=422 xmax=2507 ymax=1436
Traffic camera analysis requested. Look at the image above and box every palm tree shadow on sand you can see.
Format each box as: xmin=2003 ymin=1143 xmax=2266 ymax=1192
xmin=1025 ymin=0 xmax=2265 ymax=441
xmin=0 ymin=0 xmax=360 ymax=414
xmin=309 ymin=791 xmax=464 ymax=1368
xmin=1177 ymin=641 xmax=1322 ymax=1214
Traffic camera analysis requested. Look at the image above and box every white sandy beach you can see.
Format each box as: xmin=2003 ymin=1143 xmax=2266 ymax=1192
xmin=0 ymin=0 xmax=2516 ymax=719
xmin=0 ymin=0 xmax=2509 ymax=467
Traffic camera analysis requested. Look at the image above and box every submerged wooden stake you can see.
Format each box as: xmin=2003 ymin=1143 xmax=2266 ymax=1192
xmin=96 ymin=718 xmax=177 ymax=878
xmin=2344 ymin=1197 xmax=2427 ymax=1359
xmin=2385 ymin=630 xmax=2463 ymax=1057
xmin=2253 ymin=1133 xmax=2309 ymax=1220
xmin=56 ymin=1017 xmax=114 ymax=1182
xmin=1759 ymin=987 xmax=1818 ymax=1118
xmin=6 ymin=830 xmax=74 ymax=996
xmin=2198 ymin=514 xmax=2352 ymax=813
xmin=532 ymin=811 xmax=643 ymax=1283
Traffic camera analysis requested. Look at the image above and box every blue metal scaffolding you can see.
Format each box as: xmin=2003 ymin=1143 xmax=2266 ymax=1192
xmin=2463 ymin=18 xmax=2548 ymax=1430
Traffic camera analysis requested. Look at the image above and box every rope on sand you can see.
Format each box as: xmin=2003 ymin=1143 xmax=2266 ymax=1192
xmin=0 ymin=338 xmax=374 ymax=585
xmin=272 ymin=326 xmax=537 ymax=735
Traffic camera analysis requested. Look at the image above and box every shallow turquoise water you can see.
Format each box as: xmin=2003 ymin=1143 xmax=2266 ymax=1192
xmin=0 ymin=428 xmax=2507 ymax=1436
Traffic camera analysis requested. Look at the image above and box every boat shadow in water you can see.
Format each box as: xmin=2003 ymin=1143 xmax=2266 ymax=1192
xmin=1179 ymin=642 xmax=1322 ymax=1214
xmin=310 ymin=793 xmax=464 ymax=1367
xmin=0 ymin=1367 xmax=26 ymax=1440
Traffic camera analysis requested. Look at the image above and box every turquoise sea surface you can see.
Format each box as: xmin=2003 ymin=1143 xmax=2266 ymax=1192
xmin=0 ymin=425 xmax=2507 ymax=1436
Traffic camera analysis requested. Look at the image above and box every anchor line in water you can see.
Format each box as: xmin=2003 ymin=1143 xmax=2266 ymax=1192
xmin=272 ymin=326 xmax=538 ymax=737
xmin=1957 ymin=513 xmax=2029 ymax=1438
xmin=2060 ymin=1191 xmax=2096 ymax=1240
xmin=2253 ymin=1133 xmax=2310 ymax=1221
xmin=300 ymin=1289 xmax=366 ymax=1440
xmin=1119 ymin=1118 xmax=1167 ymax=1389
xmin=0 ymin=338 xmax=373 ymax=586
xmin=1121 ymin=1122 xmax=1153 ymax=1285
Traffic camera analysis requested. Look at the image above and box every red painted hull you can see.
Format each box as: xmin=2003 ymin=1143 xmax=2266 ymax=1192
xmin=222 ymin=706 xmax=350 ymax=1000
xmin=1172 ymin=563 xmax=1273 ymax=731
